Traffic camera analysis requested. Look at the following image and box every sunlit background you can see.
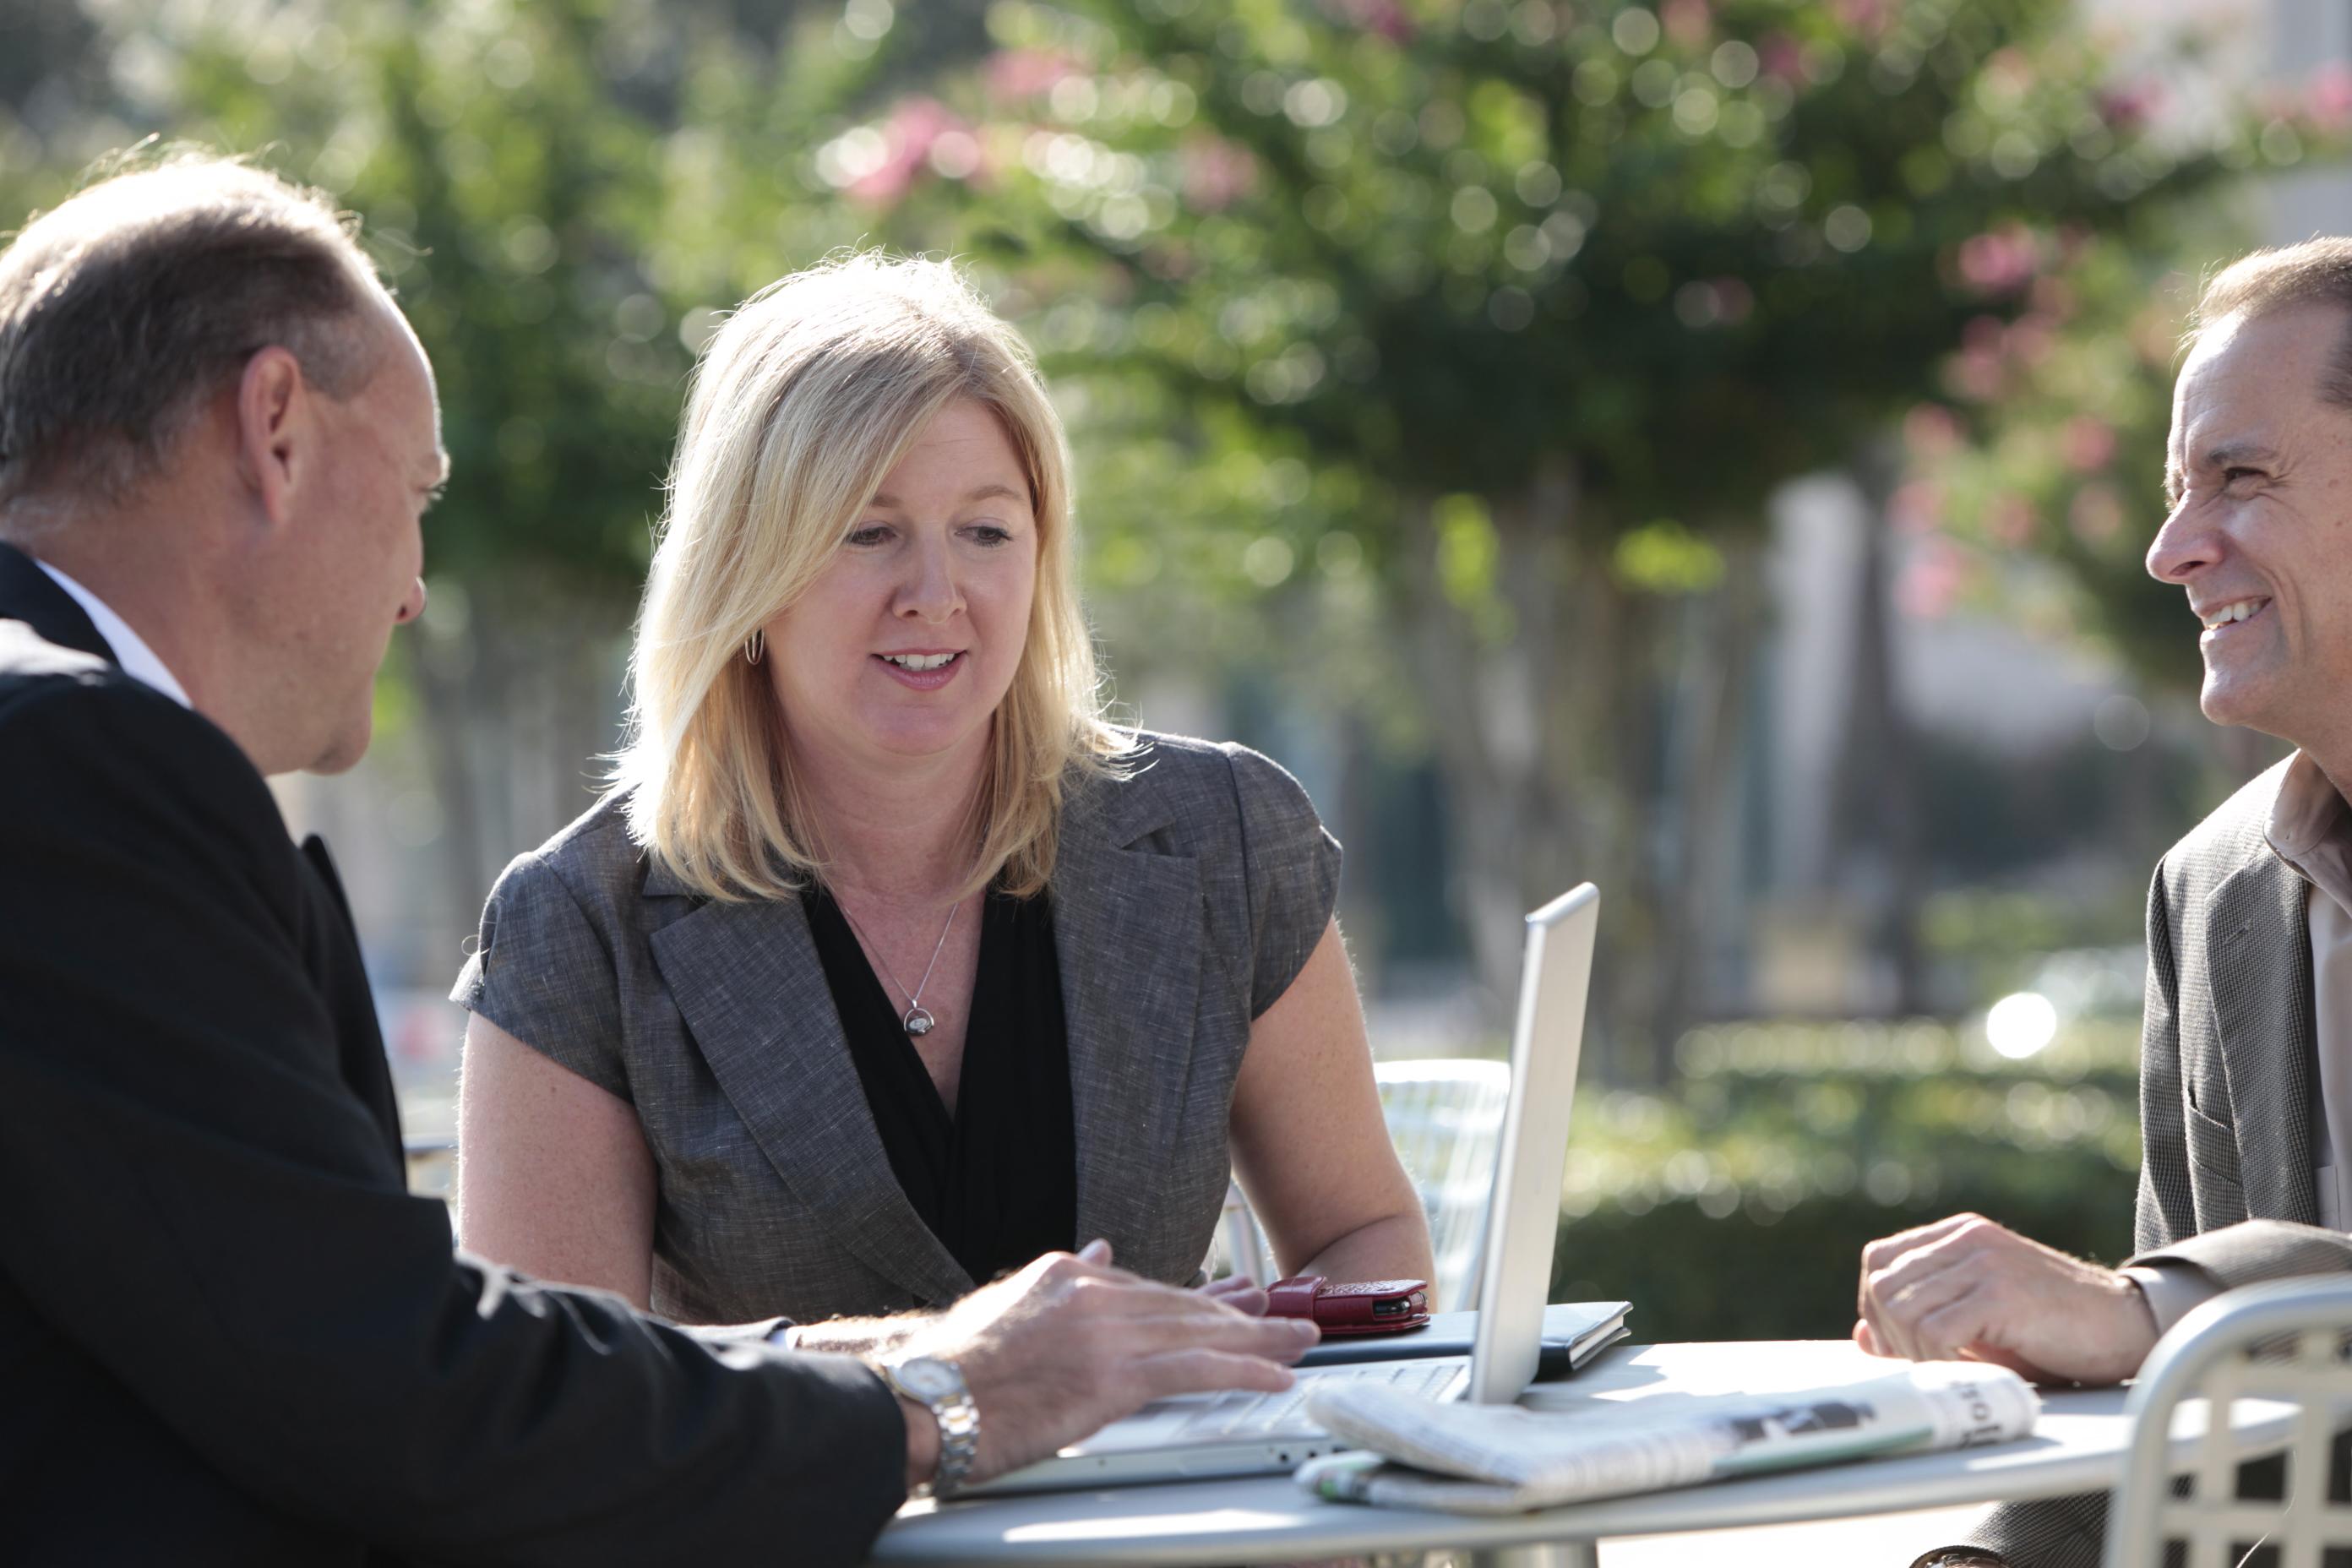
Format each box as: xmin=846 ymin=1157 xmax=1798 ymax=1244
xmin=8 ymin=0 xmax=2348 ymax=1338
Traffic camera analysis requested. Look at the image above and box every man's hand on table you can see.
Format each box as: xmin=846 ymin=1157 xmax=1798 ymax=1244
xmin=1854 ymin=1212 xmax=2156 ymax=1386
xmin=896 ymin=1239 xmax=1320 ymax=1489
xmin=1197 ymin=1272 xmax=1271 ymax=1316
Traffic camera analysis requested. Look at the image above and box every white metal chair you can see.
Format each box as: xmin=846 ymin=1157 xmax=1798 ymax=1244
xmin=1212 ymin=1058 xmax=1511 ymax=1311
xmin=2104 ymin=1274 xmax=2352 ymax=1568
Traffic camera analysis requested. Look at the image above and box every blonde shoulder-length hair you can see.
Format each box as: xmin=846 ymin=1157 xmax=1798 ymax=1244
xmin=612 ymin=253 xmax=1124 ymax=902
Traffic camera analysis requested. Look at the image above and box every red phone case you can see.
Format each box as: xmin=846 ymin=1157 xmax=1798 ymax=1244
xmin=1264 ymin=1275 xmax=1432 ymax=1336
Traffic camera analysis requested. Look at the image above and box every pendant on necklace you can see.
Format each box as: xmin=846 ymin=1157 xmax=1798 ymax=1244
xmin=903 ymin=1005 xmax=936 ymax=1037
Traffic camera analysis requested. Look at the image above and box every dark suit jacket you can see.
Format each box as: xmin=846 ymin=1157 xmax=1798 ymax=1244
xmin=0 ymin=543 xmax=906 ymax=1565
xmin=1951 ymin=759 xmax=2352 ymax=1568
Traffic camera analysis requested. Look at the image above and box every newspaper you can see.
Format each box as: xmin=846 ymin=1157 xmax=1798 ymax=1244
xmin=1295 ymin=1360 xmax=2039 ymax=1515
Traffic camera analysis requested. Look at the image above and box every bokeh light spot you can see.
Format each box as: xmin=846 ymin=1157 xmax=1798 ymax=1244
xmin=1985 ymin=993 xmax=2059 ymax=1059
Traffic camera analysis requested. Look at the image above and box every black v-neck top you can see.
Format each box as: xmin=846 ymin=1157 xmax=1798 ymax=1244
xmin=800 ymin=885 xmax=1078 ymax=1287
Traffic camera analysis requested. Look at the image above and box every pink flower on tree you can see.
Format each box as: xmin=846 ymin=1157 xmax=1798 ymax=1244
xmin=1759 ymin=33 xmax=1806 ymax=85
xmin=1984 ymin=493 xmax=2038 ymax=547
xmin=2061 ymin=416 xmax=2115 ymax=473
xmin=2069 ymin=483 xmax=2126 ymax=546
xmin=1320 ymin=0 xmax=1415 ymax=41
xmin=2309 ymin=63 xmax=2352 ymax=128
xmin=1947 ymin=319 xmax=2003 ymax=401
xmin=1896 ymin=538 xmax=1966 ymax=619
xmin=2098 ymin=77 xmax=2164 ymax=132
xmin=1981 ymin=47 xmax=2036 ymax=100
xmin=1890 ymin=479 xmax=1947 ymax=535
xmin=1180 ymin=133 xmax=1258 ymax=212
xmin=1662 ymin=0 xmax=1712 ymax=50
xmin=2005 ymin=313 xmax=2056 ymax=368
xmin=1954 ymin=226 xmax=2041 ymax=296
xmin=1903 ymin=402 xmax=1965 ymax=458
xmin=1944 ymin=346 xmax=2006 ymax=403
xmin=1832 ymin=0 xmax=1890 ymax=42
xmin=847 ymin=97 xmax=976 ymax=206
xmin=987 ymin=49 xmax=1079 ymax=105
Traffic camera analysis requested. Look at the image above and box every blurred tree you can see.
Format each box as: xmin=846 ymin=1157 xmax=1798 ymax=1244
xmin=810 ymin=0 xmax=2331 ymax=1074
xmin=9 ymin=0 xmax=2332 ymax=1053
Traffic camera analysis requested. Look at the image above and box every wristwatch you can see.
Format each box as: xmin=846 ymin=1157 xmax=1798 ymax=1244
xmin=883 ymin=1353 xmax=980 ymax=1498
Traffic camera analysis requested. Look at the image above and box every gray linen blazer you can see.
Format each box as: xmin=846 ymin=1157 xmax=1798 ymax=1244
xmin=452 ymin=732 xmax=1340 ymax=1326
xmin=1943 ymin=757 xmax=2352 ymax=1568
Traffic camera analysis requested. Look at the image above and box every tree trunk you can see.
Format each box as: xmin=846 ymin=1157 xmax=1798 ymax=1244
xmin=413 ymin=584 xmax=632 ymax=956
xmin=1648 ymin=539 xmax=1763 ymax=1068
xmin=1838 ymin=449 xmax=1927 ymax=1015
xmin=1397 ymin=468 xmax=1669 ymax=1081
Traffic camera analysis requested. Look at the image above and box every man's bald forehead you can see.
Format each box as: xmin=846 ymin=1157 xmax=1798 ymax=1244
xmin=0 ymin=151 xmax=386 ymax=513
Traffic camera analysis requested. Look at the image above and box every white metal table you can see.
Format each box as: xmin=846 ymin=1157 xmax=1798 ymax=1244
xmin=870 ymin=1340 xmax=2295 ymax=1568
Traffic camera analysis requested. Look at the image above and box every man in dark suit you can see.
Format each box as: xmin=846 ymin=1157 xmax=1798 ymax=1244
xmin=0 ymin=153 xmax=1315 ymax=1565
xmin=1856 ymin=239 xmax=2352 ymax=1567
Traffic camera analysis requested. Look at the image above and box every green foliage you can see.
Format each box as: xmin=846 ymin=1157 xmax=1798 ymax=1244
xmin=1554 ymin=1016 xmax=2140 ymax=1338
xmin=1897 ymin=238 xmax=2220 ymax=690
xmin=33 ymin=0 xmax=2324 ymax=644
xmin=930 ymin=0 xmax=2302 ymax=566
xmin=792 ymin=0 xmax=2338 ymax=1041
xmin=1613 ymin=519 xmax=1725 ymax=594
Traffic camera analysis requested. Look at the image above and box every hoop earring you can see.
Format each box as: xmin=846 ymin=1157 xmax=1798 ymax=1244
xmin=743 ymin=629 xmax=765 ymax=666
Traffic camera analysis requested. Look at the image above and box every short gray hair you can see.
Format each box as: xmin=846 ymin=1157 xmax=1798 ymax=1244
xmin=0 ymin=150 xmax=386 ymax=513
xmin=2192 ymin=237 xmax=2352 ymax=406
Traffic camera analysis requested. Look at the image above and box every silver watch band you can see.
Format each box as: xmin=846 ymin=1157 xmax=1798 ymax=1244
xmin=928 ymin=1382 xmax=980 ymax=1497
xmin=886 ymin=1355 xmax=980 ymax=1498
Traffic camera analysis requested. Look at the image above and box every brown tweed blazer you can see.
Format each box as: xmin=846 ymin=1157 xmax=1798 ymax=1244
xmin=1941 ymin=757 xmax=2352 ymax=1568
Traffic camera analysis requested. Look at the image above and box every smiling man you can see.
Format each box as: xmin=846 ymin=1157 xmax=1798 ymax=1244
xmin=1857 ymin=240 xmax=2352 ymax=1568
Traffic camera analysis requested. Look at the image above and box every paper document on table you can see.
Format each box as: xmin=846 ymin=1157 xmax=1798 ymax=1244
xmin=1296 ymin=1361 xmax=2038 ymax=1515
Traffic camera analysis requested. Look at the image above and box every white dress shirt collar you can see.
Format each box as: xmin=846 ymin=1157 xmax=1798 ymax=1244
xmin=33 ymin=559 xmax=193 ymax=710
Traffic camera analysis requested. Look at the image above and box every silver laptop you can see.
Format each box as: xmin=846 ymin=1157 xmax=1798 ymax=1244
xmin=970 ymin=883 xmax=1600 ymax=1494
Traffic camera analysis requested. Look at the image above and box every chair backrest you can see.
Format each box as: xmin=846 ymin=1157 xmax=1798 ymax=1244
xmin=2104 ymin=1274 xmax=2352 ymax=1568
xmin=1209 ymin=1058 xmax=1511 ymax=1311
xmin=1375 ymin=1058 xmax=1512 ymax=1310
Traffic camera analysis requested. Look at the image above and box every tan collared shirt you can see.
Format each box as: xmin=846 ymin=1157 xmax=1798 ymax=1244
xmin=2128 ymin=751 xmax=2352 ymax=1332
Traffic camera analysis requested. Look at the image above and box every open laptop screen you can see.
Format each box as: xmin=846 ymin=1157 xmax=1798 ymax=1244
xmin=1465 ymin=883 xmax=1598 ymax=1406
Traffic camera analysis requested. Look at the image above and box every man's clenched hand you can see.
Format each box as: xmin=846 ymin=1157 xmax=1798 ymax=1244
xmin=1854 ymin=1212 xmax=2156 ymax=1386
xmin=901 ymin=1239 xmax=1319 ymax=1486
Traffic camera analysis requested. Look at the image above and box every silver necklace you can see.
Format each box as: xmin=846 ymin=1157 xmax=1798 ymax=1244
xmin=838 ymin=895 xmax=960 ymax=1037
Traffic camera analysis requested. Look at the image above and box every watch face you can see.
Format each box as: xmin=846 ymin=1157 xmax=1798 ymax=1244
xmin=895 ymin=1357 xmax=959 ymax=1401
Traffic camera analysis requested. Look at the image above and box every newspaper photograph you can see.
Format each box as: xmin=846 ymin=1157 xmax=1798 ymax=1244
xmin=1297 ymin=1361 xmax=2039 ymax=1515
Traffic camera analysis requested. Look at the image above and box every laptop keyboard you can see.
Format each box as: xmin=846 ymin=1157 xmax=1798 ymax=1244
xmin=1170 ymin=1357 xmax=1465 ymax=1441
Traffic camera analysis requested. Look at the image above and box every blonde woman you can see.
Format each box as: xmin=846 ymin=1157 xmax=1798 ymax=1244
xmin=451 ymin=255 xmax=1432 ymax=1333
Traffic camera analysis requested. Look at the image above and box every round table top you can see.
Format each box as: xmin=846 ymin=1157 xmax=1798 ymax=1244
xmin=870 ymin=1339 xmax=2292 ymax=1566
